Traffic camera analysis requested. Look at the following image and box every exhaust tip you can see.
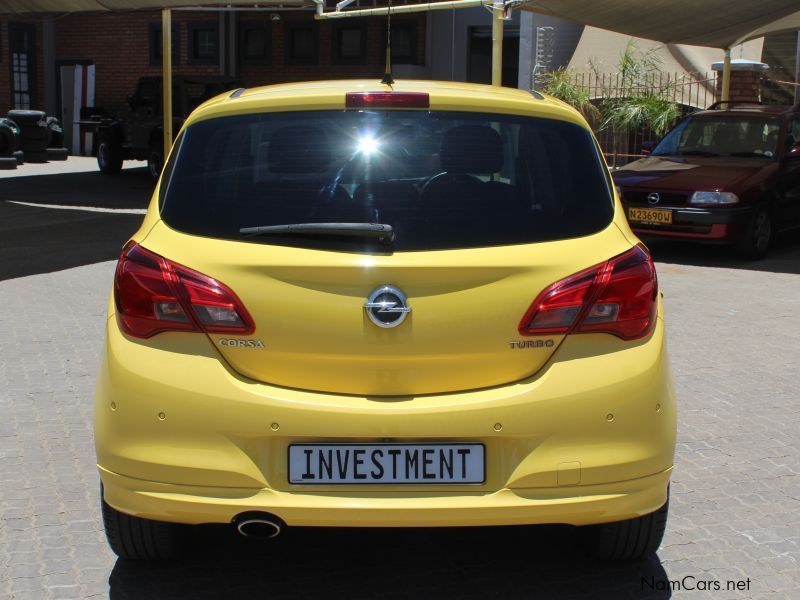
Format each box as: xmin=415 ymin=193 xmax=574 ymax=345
xmin=234 ymin=512 xmax=284 ymax=539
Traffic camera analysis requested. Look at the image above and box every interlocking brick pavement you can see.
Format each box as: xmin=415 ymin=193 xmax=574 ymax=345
xmin=1 ymin=256 xmax=798 ymax=599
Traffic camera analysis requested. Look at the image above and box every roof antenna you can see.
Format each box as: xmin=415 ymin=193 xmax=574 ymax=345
xmin=381 ymin=0 xmax=395 ymax=86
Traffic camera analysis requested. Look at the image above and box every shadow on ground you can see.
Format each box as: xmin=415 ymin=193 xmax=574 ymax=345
xmin=645 ymin=232 xmax=800 ymax=275
xmin=108 ymin=525 xmax=671 ymax=599
xmin=1 ymin=167 xmax=153 ymax=209
xmin=0 ymin=168 xmax=151 ymax=280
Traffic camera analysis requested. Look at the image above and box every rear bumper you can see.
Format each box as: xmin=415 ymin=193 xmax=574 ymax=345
xmin=627 ymin=205 xmax=752 ymax=241
xmin=95 ymin=308 xmax=676 ymax=528
xmin=100 ymin=466 xmax=672 ymax=527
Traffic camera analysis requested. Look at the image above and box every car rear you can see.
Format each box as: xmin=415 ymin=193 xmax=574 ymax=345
xmin=94 ymin=81 xmax=676 ymax=561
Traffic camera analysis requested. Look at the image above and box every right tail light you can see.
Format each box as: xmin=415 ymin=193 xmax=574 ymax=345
xmin=519 ymin=245 xmax=658 ymax=341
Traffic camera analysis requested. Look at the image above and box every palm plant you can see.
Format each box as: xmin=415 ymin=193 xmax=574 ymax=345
xmin=539 ymin=68 xmax=600 ymax=121
xmin=599 ymin=40 xmax=680 ymax=166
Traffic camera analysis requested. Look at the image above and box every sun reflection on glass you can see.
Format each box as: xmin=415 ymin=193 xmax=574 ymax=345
xmin=357 ymin=135 xmax=379 ymax=155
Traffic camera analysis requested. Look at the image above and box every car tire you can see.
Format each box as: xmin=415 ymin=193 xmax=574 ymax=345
xmin=736 ymin=207 xmax=772 ymax=260
xmin=581 ymin=495 xmax=669 ymax=561
xmin=20 ymin=124 xmax=49 ymax=141
xmin=24 ymin=150 xmax=49 ymax=163
xmin=0 ymin=156 xmax=18 ymax=170
xmin=0 ymin=123 xmax=18 ymax=155
xmin=101 ymin=494 xmax=180 ymax=561
xmin=147 ymin=145 xmax=163 ymax=180
xmin=13 ymin=150 xmax=24 ymax=165
xmin=7 ymin=109 xmax=46 ymax=126
xmin=46 ymin=147 xmax=69 ymax=161
xmin=97 ymin=137 xmax=123 ymax=175
xmin=21 ymin=138 xmax=48 ymax=153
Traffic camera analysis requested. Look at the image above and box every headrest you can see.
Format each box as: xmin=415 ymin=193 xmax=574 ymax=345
xmin=268 ymin=125 xmax=331 ymax=173
xmin=440 ymin=125 xmax=503 ymax=174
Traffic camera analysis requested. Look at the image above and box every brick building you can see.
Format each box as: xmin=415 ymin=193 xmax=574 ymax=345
xmin=0 ymin=5 xmax=429 ymax=120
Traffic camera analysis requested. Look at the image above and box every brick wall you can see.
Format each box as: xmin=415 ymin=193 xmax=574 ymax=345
xmin=55 ymin=11 xmax=221 ymax=115
xmin=715 ymin=70 xmax=764 ymax=103
xmin=1 ymin=9 xmax=427 ymax=119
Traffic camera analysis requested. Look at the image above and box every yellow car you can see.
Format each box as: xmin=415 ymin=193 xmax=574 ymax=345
xmin=95 ymin=80 xmax=676 ymax=561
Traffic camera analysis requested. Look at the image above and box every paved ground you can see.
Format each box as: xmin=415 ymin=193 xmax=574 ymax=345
xmin=1 ymin=163 xmax=799 ymax=598
xmin=0 ymin=158 xmax=149 ymax=280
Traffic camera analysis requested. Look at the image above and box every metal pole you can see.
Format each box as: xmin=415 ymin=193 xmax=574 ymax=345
xmin=162 ymin=8 xmax=173 ymax=163
xmin=721 ymin=47 xmax=731 ymax=102
xmin=313 ymin=0 xmax=486 ymax=20
xmin=491 ymin=1 xmax=503 ymax=86
xmin=795 ymin=31 xmax=800 ymax=105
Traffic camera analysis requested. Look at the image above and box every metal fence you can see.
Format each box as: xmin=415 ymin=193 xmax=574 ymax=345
xmin=563 ymin=71 xmax=719 ymax=167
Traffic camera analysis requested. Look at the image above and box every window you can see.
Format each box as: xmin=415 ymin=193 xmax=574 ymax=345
xmin=189 ymin=22 xmax=219 ymax=65
xmin=239 ymin=22 xmax=271 ymax=65
xmin=9 ymin=24 xmax=36 ymax=109
xmin=149 ymin=22 xmax=180 ymax=66
xmin=333 ymin=20 xmax=366 ymax=65
xmin=160 ymin=111 xmax=613 ymax=252
xmin=381 ymin=20 xmax=418 ymax=65
xmin=285 ymin=23 xmax=318 ymax=65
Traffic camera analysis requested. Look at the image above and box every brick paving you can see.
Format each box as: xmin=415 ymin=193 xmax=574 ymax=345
xmin=1 ymin=254 xmax=798 ymax=599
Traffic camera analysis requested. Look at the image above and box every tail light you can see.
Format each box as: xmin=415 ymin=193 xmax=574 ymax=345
xmin=519 ymin=245 xmax=657 ymax=341
xmin=114 ymin=242 xmax=254 ymax=339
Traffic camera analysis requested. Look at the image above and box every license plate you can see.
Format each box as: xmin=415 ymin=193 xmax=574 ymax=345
xmin=628 ymin=207 xmax=672 ymax=224
xmin=288 ymin=443 xmax=485 ymax=485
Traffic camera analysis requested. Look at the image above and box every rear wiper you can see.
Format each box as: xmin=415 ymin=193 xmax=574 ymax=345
xmin=239 ymin=222 xmax=395 ymax=243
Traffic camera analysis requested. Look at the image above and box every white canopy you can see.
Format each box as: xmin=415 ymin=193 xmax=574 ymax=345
xmin=519 ymin=0 xmax=800 ymax=49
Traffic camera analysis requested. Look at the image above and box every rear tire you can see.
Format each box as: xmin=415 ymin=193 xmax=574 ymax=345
xmin=97 ymin=137 xmax=123 ymax=175
xmin=581 ymin=496 xmax=669 ymax=561
xmin=0 ymin=156 xmax=18 ymax=170
xmin=21 ymin=138 xmax=48 ymax=152
xmin=101 ymin=493 xmax=180 ymax=561
xmin=20 ymin=124 xmax=48 ymax=141
xmin=0 ymin=124 xmax=17 ymax=155
xmin=46 ymin=147 xmax=69 ymax=161
xmin=13 ymin=150 xmax=24 ymax=165
xmin=23 ymin=150 xmax=48 ymax=164
xmin=736 ymin=207 xmax=772 ymax=260
xmin=7 ymin=109 xmax=45 ymax=127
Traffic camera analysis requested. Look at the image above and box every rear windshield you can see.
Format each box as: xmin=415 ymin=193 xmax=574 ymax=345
xmin=161 ymin=110 xmax=613 ymax=252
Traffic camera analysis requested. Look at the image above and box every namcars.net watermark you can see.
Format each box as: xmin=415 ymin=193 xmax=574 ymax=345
xmin=643 ymin=576 xmax=752 ymax=593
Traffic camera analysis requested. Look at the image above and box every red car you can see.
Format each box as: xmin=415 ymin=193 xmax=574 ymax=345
xmin=613 ymin=103 xmax=800 ymax=258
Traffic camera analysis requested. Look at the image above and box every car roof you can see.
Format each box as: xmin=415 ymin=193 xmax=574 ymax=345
xmin=692 ymin=104 xmax=798 ymax=118
xmin=187 ymin=79 xmax=586 ymax=128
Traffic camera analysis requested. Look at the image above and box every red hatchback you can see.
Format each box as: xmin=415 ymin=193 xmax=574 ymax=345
xmin=613 ymin=103 xmax=800 ymax=258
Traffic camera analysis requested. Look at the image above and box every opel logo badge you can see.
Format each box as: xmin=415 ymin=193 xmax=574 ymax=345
xmin=364 ymin=285 xmax=411 ymax=328
xmin=647 ymin=192 xmax=661 ymax=205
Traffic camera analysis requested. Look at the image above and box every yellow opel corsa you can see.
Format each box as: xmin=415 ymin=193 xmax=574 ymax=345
xmin=94 ymin=79 xmax=676 ymax=561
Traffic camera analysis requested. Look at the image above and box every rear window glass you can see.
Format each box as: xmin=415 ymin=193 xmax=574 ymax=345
xmin=160 ymin=110 xmax=613 ymax=252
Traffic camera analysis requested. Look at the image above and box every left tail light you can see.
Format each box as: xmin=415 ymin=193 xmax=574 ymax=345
xmin=114 ymin=241 xmax=255 ymax=338
xmin=519 ymin=244 xmax=658 ymax=341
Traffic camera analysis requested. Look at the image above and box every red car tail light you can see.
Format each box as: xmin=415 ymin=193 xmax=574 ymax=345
xmin=519 ymin=245 xmax=658 ymax=341
xmin=114 ymin=242 xmax=254 ymax=338
xmin=345 ymin=92 xmax=430 ymax=109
